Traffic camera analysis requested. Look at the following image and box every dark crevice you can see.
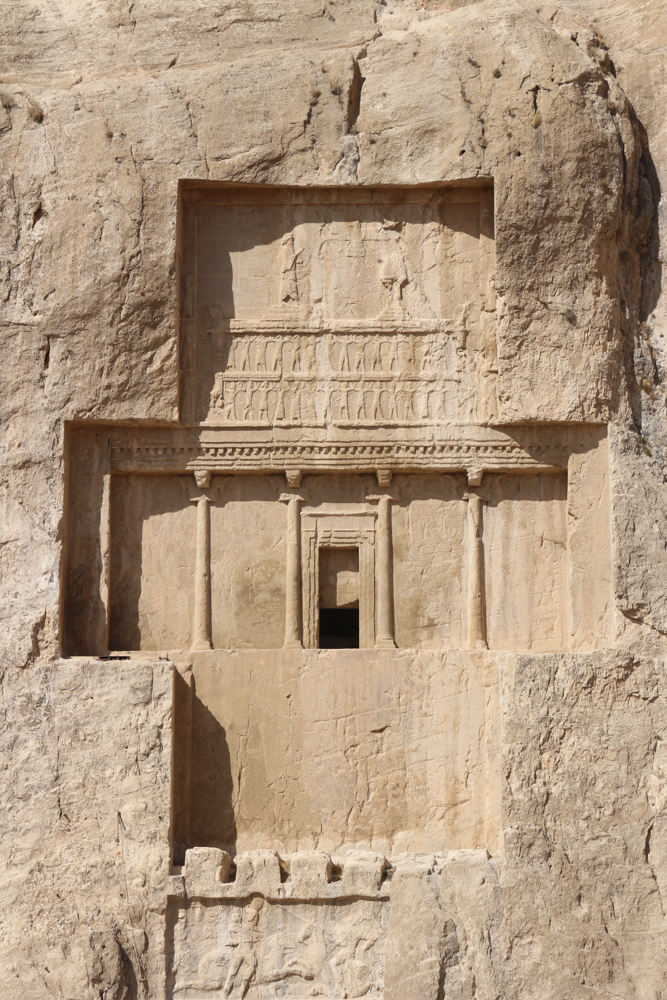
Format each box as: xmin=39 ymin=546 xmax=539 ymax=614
xmin=329 ymin=862 xmax=343 ymax=883
xmin=347 ymin=58 xmax=365 ymax=134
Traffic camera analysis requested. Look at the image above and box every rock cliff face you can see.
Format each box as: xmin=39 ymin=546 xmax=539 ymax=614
xmin=1 ymin=1 xmax=666 ymax=998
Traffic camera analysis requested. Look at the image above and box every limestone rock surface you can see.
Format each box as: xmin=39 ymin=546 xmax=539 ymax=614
xmin=1 ymin=1 xmax=667 ymax=999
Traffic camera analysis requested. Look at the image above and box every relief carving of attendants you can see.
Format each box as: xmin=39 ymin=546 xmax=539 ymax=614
xmin=274 ymin=385 xmax=287 ymax=421
xmin=420 ymin=389 xmax=432 ymax=421
xmin=338 ymin=340 xmax=351 ymax=372
xmin=228 ymin=339 xmax=240 ymax=371
xmin=455 ymin=303 xmax=470 ymax=352
xmin=223 ymin=386 xmax=236 ymax=422
xmin=378 ymin=220 xmax=409 ymax=319
xmin=403 ymin=387 xmax=416 ymax=421
xmin=268 ymin=339 xmax=280 ymax=372
xmin=355 ymin=390 xmax=366 ymax=421
xmin=338 ymin=389 xmax=350 ymax=421
xmin=209 ymin=376 xmax=223 ymax=410
xmin=370 ymin=388 xmax=383 ymax=422
xmin=291 ymin=338 xmax=302 ymax=374
xmin=404 ymin=334 xmax=416 ymax=372
xmin=257 ymin=384 xmax=269 ymax=421
xmin=386 ymin=338 xmax=398 ymax=373
xmin=206 ymin=303 xmax=225 ymax=331
xmin=181 ymin=273 xmax=195 ymax=319
xmin=370 ymin=340 xmax=382 ymax=373
xmin=354 ymin=340 xmax=365 ymax=373
xmin=243 ymin=387 xmax=253 ymax=421
xmin=279 ymin=232 xmax=302 ymax=306
xmin=384 ymin=389 xmax=398 ymax=421
xmin=304 ymin=336 xmax=316 ymax=373
xmin=239 ymin=339 xmax=251 ymax=373
xmin=290 ymin=389 xmax=301 ymax=423
xmin=255 ymin=339 xmax=267 ymax=372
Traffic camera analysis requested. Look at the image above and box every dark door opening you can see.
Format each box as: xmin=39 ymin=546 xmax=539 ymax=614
xmin=319 ymin=608 xmax=359 ymax=648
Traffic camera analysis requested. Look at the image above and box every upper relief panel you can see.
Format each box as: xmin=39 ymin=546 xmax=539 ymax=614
xmin=179 ymin=185 xmax=496 ymax=428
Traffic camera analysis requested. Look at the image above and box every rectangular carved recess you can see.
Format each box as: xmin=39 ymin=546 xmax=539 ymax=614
xmin=62 ymin=182 xmax=613 ymax=661
xmin=178 ymin=181 xmax=498 ymax=436
xmin=63 ymin=434 xmax=612 ymax=657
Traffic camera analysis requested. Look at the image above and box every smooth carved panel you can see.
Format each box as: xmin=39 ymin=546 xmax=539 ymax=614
xmin=109 ymin=474 xmax=196 ymax=651
xmin=484 ymin=473 xmax=568 ymax=652
xmin=179 ymin=185 xmax=496 ymax=426
xmin=169 ymin=897 xmax=387 ymax=1000
xmin=178 ymin=650 xmax=500 ymax=856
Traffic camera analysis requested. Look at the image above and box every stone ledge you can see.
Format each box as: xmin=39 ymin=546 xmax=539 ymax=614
xmin=167 ymin=847 xmax=493 ymax=901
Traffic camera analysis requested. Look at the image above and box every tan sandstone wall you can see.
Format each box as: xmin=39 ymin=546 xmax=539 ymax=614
xmin=1 ymin=2 xmax=667 ymax=999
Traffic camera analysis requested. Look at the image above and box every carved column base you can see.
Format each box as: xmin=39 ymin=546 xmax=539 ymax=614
xmin=375 ymin=636 xmax=397 ymax=649
xmin=191 ymin=638 xmax=213 ymax=651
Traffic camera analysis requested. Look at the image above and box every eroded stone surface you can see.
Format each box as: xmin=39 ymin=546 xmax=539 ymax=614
xmin=2 ymin=0 xmax=667 ymax=997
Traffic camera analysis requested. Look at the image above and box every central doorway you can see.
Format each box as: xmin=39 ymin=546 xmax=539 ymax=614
xmin=318 ymin=547 xmax=360 ymax=648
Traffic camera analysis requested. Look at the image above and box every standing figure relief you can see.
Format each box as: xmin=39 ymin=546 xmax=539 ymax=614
xmin=206 ymin=328 xmax=476 ymax=426
xmin=279 ymin=232 xmax=302 ymax=305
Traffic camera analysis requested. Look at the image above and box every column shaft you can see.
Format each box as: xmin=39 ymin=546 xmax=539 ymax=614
xmin=375 ymin=496 xmax=396 ymax=648
xmin=467 ymin=493 xmax=487 ymax=650
xmin=283 ymin=495 xmax=303 ymax=648
xmin=191 ymin=495 xmax=213 ymax=650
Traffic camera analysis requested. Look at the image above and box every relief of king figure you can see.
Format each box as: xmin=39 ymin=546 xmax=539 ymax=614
xmin=279 ymin=232 xmax=302 ymax=305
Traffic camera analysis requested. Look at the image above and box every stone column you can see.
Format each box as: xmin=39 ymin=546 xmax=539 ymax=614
xmin=190 ymin=471 xmax=213 ymax=651
xmin=368 ymin=492 xmax=397 ymax=648
xmin=280 ymin=489 xmax=304 ymax=649
xmin=466 ymin=492 xmax=488 ymax=650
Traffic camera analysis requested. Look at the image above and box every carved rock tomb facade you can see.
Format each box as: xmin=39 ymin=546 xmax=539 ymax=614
xmin=2 ymin=2 xmax=667 ymax=999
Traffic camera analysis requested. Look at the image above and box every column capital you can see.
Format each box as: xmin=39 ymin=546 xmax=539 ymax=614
xmin=279 ymin=492 xmax=305 ymax=504
xmin=466 ymin=466 xmax=484 ymax=487
xmin=284 ymin=469 xmax=302 ymax=488
xmin=194 ymin=469 xmax=212 ymax=489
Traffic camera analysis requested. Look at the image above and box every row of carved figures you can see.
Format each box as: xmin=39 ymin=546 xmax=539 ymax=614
xmin=214 ymin=334 xmax=456 ymax=377
xmin=208 ymin=381 xmax=462 ymax=423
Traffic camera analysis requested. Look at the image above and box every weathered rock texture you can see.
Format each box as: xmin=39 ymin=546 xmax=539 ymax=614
xmin=1 ymin=1 xmax=666 ymax=998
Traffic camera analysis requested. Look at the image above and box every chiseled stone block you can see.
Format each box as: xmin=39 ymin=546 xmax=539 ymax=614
xmin=233 ymin=850 xmax=283 ymax=896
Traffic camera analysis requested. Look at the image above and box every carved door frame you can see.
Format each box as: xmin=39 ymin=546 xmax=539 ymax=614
xmin=301 ymin=510 xmax=376 ymax=649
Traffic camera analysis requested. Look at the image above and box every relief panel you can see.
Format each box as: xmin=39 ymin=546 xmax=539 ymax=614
xmin=180 ymin=184 xmax=496 ymax=427
xmin=168 ymin=897 xmax=387 ymax=1000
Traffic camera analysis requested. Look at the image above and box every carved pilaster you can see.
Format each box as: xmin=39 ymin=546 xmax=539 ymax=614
xmin=367 ymin=493 xmax=397 ymax=648
xmin=465 ymin=491 xmax=487 ymax=650
xmin=280 ymin=489 xmax=305 ymax=649
xmin=190 ymin=470 xmax=213 ymax=651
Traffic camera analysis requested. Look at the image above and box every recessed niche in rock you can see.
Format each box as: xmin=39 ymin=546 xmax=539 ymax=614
xmin=64 ymin=435 xmax=611 ymax=656
xmin=61 ymin=180 xmax=613 ymax=924
xmin=179 ymin=183 xmax=497 ymax=426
